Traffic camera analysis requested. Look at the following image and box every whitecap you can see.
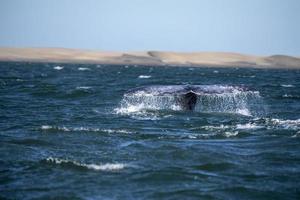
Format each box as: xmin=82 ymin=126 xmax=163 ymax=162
xmin=41 ymin=125 xmax=52 ymax=130
xmin=201 ymin=124 xmax=231 ymax=131
xmin=54 ymin=66 xmax=64 ymax=70
xmin=102 ymin=129 xmax=133 ymax=134
xmin=41 ymin=125 xmax=70 ymax=131
xmin=269 ymin=118 xmax=300 ymax=130
xmin=282 ymin=94 xmax=299 ymax=99
xmin=40 ymin=125 xmax=133 ymax=134
xmin=138 ymin=75 xmax=151 ymax=79
xmin=76 ymin=86 xmax=92 ymax=90
xmin=223 ymin=131 xmax=239 ymax=137
xmin=45 ymin=157 xmax=126 ymax=171
xmin=281 ymin=84 xmax=295 ymax=88
xmin=78 ymin=67 xmax=90 ymax=71
xmin=40 ymin=125 xmax=99 ymax=132
xmin=236 ymin=123 xmax=263 ymax=130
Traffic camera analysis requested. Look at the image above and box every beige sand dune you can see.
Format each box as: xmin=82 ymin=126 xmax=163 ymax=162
xmin=0 ymin=47 xmax=299 ymax=69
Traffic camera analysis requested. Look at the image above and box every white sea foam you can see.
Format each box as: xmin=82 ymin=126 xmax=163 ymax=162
xmin=41 ymin=125 xmax=52 ymax=130
xmin=236 ymin=123 xmax=263 ymax=130
xmin=269 ymin=118 xmax=300 ymax=130
xmin=281 ymin=84 xmax=295 ymax=88
xmin=76 ymin=86 xmax=92 ymax=90
xmin=223 ymin=131 xmax=239 ymax=137
xmin=45 ymin=157 xmax=126 ymax=171
xmin=202 ymin=124 xmax=231 ymax=131
xmin=78 ymin=67 xmax=90 ymax=71
xmin=41 ymin=125 xmax=133 ymax=134
xmin=54 ymin=66 xmax=64 ymax=70
xmin=138 ymin=75 xmax=151 ymax=79
xmin=102 ymin=129 xmax=132 ymax=134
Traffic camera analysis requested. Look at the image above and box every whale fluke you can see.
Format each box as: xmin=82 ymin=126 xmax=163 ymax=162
xmin=125 ymin=85 xmax=247 ymax=111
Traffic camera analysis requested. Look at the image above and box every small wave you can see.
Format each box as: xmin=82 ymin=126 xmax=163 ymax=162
xmin=283 ymin=94 xmax=293 ymax=98
xmin=78 ymin=67 xmax=90 ymax=71
xmin=269 ymin=118 xmax=300 ymax=130
xmin=281 ymin=84 xmax=295 ymax=88
xmin=138 ymin=75 xmax=151 ymax=79
xmin=41 ymin=125 xmax=99 ymax=132
xmin=76 ymin=86 xmax=92 ymax=90
xmin=45 ymin=157 xmax=126 ymax=171
xmin=186 ymin=131 xmax=239 ymax=139
xmin=102 ymin=129 xmax=133 ymax=134
xmin=282 ymin=94 xmax=300 ymax=99
xmin=223 ymin=131 xmax=239 ymax=137
xmin=40 ymin=125 xmax=132 ymax=134
xmin=236 ymin=123 xmax=263 ymax=130
xmin=54 ymin=66 xmax=64 ymax=70
xmin=201 ymin=124 xmax=231 ymax=131
xmin=194 ymin=125 xmax=240 ymax=138
xmin=292 ymin=131 xmax=300 ymax=138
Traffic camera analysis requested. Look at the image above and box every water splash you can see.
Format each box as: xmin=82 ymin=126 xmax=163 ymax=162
xmin=116 ymin=85 xmax=265 ymax=116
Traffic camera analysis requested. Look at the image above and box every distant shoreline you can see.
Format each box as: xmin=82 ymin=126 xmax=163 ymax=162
xmin=0 ymin=47 xmax=300 ymax=69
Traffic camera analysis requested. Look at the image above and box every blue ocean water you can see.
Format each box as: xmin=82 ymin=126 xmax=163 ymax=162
xmin=0 ymin=62 xmax=300 ymax=199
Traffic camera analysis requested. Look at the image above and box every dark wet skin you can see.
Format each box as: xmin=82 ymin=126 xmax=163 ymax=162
xmin=182 ymin=92 xmax=197 ymax=111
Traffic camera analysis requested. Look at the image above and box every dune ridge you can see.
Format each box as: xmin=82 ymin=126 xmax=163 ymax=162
xmin=0 ymin=47 xmax=300 ymax=69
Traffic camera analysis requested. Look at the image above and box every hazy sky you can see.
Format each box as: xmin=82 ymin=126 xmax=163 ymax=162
xmin=0 ymin=0 xmax=299 ymax=55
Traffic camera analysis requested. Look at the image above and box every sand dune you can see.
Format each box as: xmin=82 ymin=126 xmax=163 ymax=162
xmin=0 ymin=47 xmax=299 ymax=69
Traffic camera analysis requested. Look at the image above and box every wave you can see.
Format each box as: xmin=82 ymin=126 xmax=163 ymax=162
xmin=138 ymin=75 xmax=151 ymax=79
xmin=282 ymin=94 xmax=300 ymax=99
xmin=236 ymin=123 xmax=263 ymax=130
xmin=40 ymin=125 xmax=133 ymax=134
xmin=281 ymin=84 xmax=295 ymax=88
xmin=44 ymin=157 xmax=126 ymax=171
xmin=53 ymin=66 xmax=64 ymax=70
xmin=78 ymin=67 xmax=90 ymax=71
xmin=76 ymin=86 xmax=92 ymax=90
xmin=267 ymin=118 xmax=300 ymax=130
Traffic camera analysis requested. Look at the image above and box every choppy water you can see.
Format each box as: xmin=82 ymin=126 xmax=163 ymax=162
xmin=1 ymin=62 xmax=300 ymax=199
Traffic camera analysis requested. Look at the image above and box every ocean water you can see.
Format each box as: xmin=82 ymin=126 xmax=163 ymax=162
xmin=0 ymin=62 xmax=300 ymax=200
